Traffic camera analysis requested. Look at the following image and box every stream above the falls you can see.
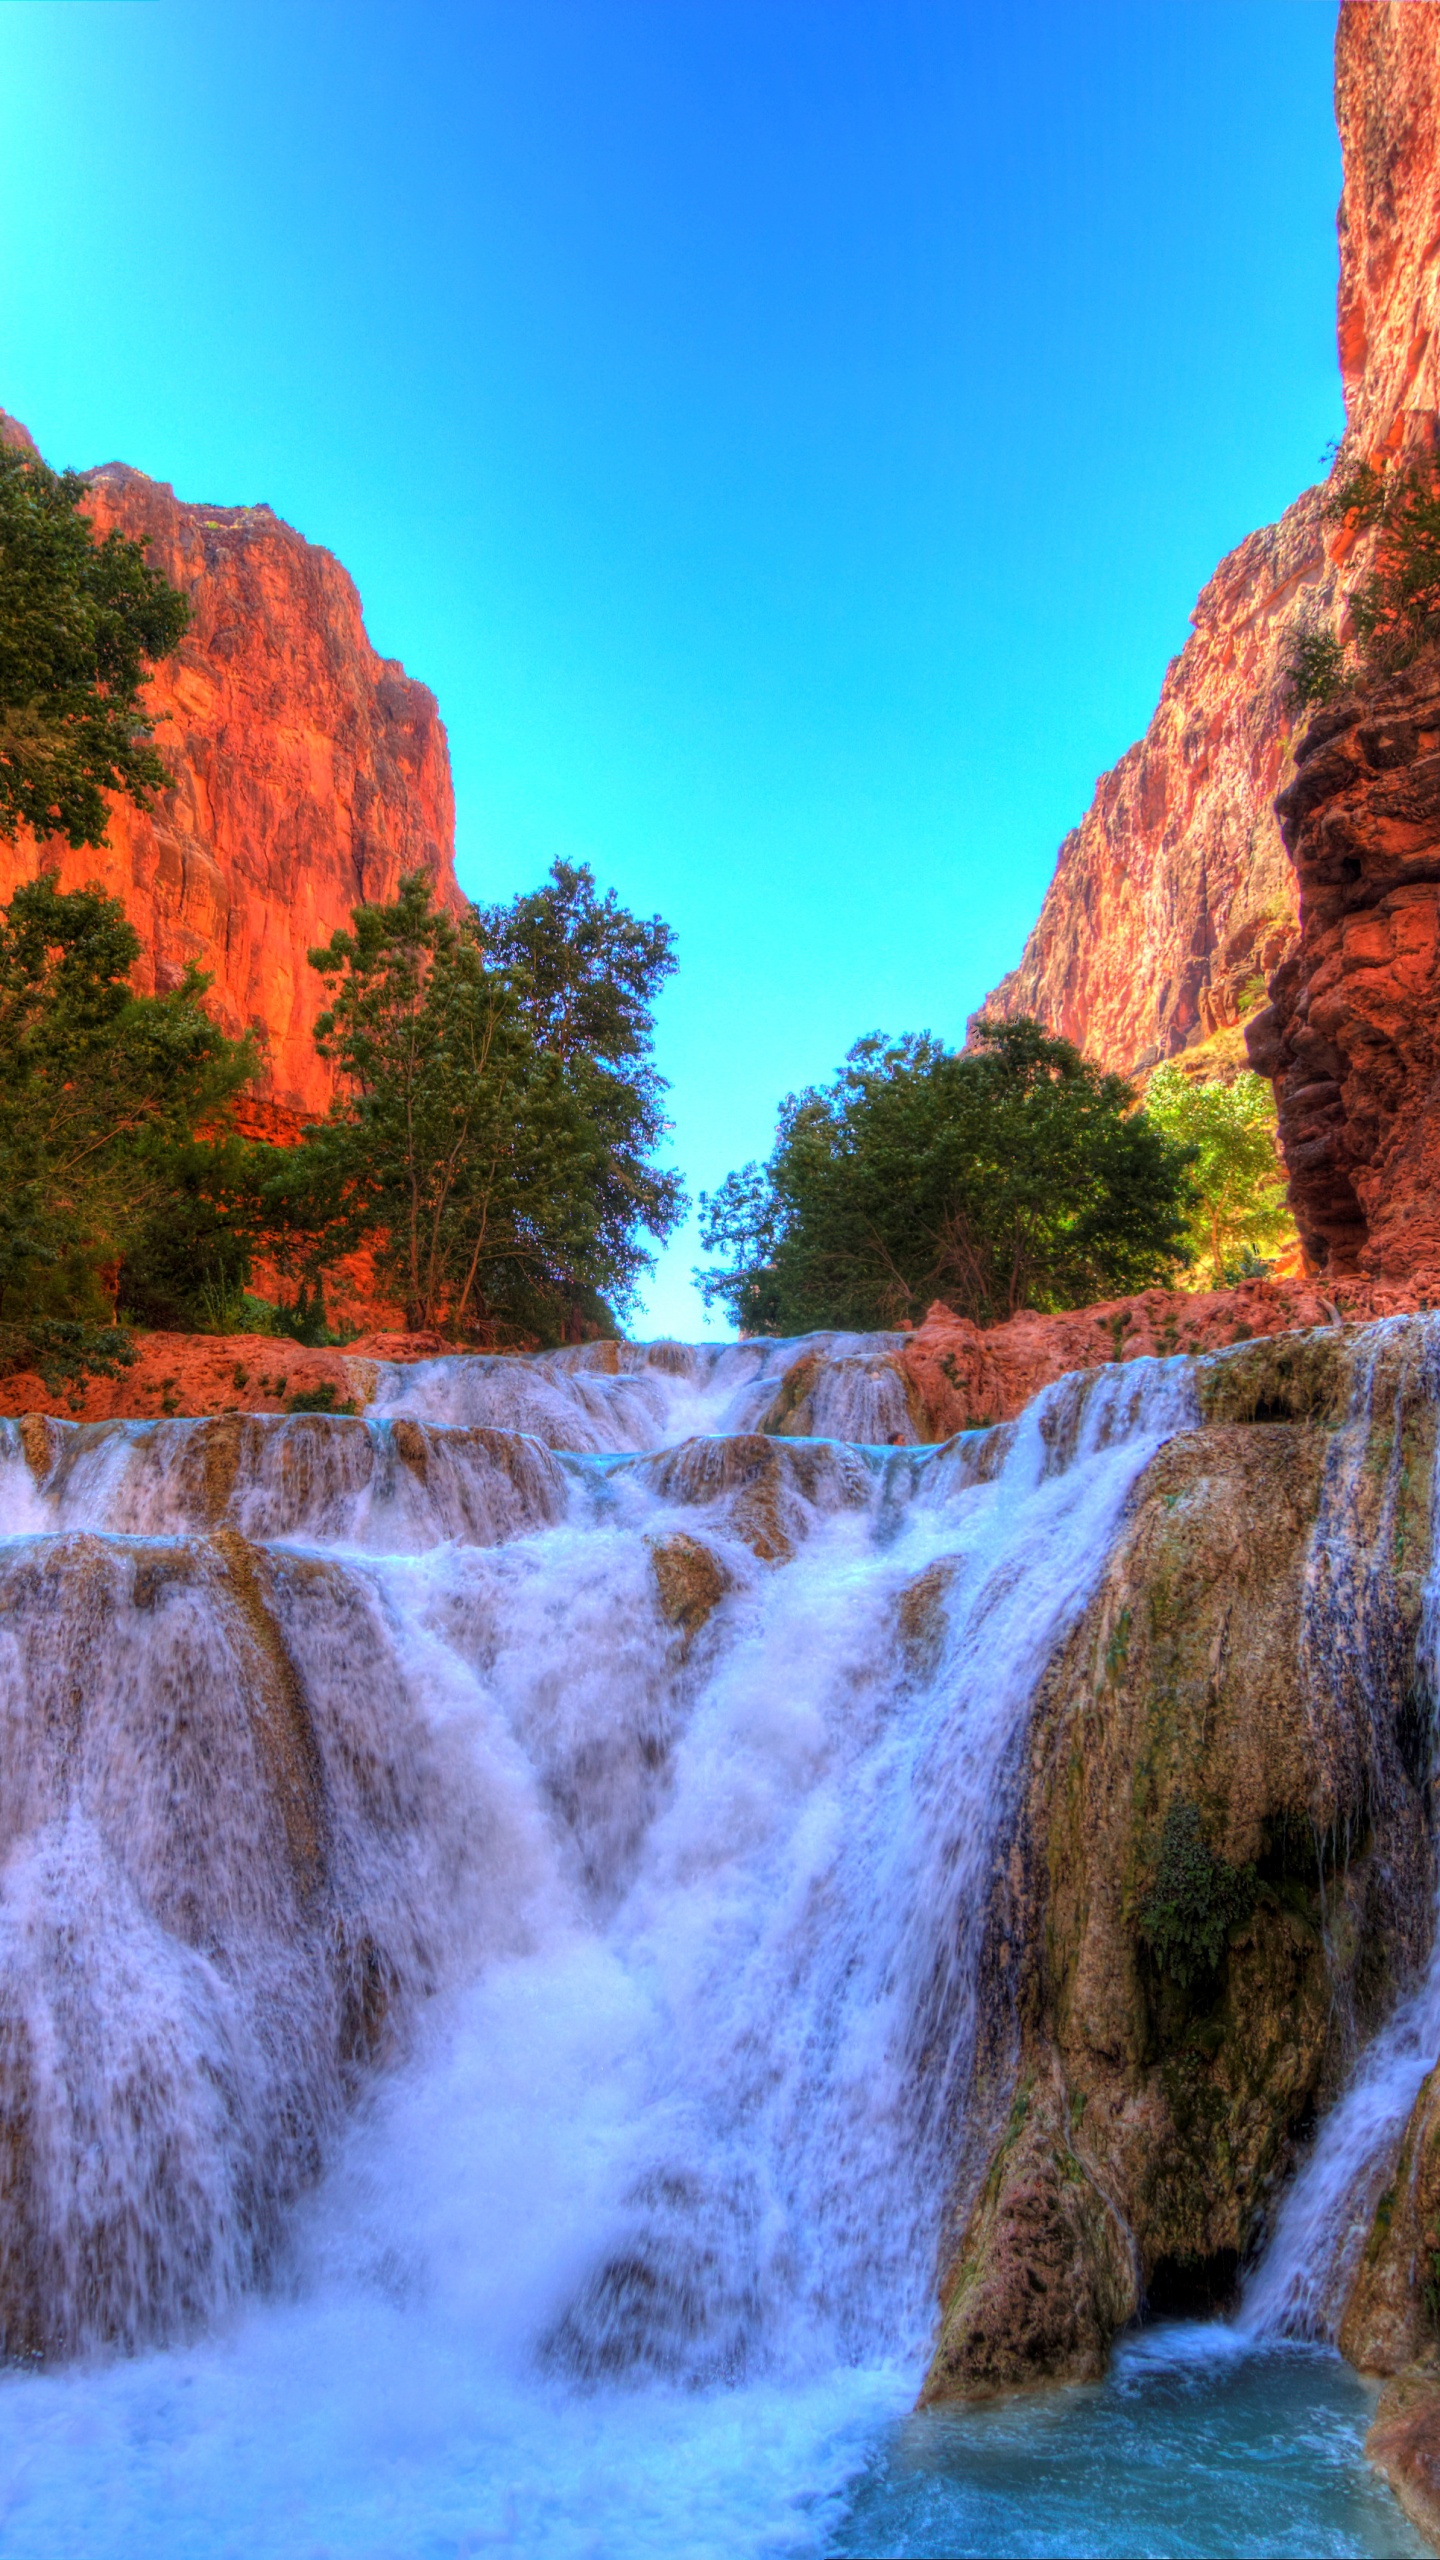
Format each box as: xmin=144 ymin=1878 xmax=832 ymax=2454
xmin=0 ymin=1330 xmax=1435 ymax=2555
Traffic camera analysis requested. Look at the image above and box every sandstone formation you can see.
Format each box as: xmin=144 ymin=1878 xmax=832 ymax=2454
xmin=0 ymin=411 xmax=462 ymax=1133
xmin=924 ymin=1321 xmax=1440 ymax=2399
xmin=0 ymin=1328 xmax=453 ymax=1426
xmin=977 ymin=1 xmax=1440 ymax=1079
xmin=892 ymin=1276 xmax=1424 ymax=1440
xmin=1246 ymin=650 xmax=1440 ymax=1282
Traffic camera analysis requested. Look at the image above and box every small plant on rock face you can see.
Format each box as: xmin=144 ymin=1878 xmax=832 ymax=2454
xmin=1327 ymin=447 xmax=1440 ymax=679
xmin=285 ymin=1381 xmax=355 ymax=1416
xmin=1284 ymin=621 xmax=1346 ymax=710
xmin=1139 ymin=1802 xmax=1258 ymax=1991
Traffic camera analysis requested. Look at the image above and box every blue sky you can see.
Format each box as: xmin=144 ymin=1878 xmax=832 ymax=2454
xmin=0 ymin=0 xmax=1343 ymax=1336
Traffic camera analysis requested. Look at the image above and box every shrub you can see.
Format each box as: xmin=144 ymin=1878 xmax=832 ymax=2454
xmin=1284 ymin=622 xmax=1345 ymax=710
xmin=1327 ymin=446 xmax=1440 ymax=679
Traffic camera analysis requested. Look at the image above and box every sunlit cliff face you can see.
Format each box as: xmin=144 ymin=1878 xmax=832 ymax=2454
xmin=978 ymin=0 xmax=1440 ymax=1084
xmin=0 ymin=409 xmax=462 ymax=1140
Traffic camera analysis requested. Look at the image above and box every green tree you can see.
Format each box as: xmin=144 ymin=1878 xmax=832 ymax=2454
xmin=477 ymin=860 xmax=684 ymax=1328
xmin=1143 ymin=1064 xmax=1294 ymax=1287
xmin=0 ymin=439 xmax=191 ymax=849
xmin=0 ymin=874 xmax=254 ymax=1385
xmin=303 ymin=872 xmax=674 ymax=1344
xmin=698 ymin=1016 xmax=1194 ymax=1335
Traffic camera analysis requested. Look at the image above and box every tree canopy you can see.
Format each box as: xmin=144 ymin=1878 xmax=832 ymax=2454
xmin=0 ymin=873 xmax=254 ymax=1386
xmin=698 ymin=1016 xmax=1195 ymax=1334
xmin=1142 ymin=1064 xmax=1294 ymax=1288
xmin=477 ymin=859 xmax=683 ymax=1323
xmin=0 ymin=440 xmax=191 ymax=849
xmin=299 ymin=867 xmax=683 ymax=1344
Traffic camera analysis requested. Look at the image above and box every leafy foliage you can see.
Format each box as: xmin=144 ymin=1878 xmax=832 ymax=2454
xmin=1284 ymin=620 xmax=1345 ymax=710
xmin=1325 ymin=447 xmax=1440 ymax=680
xmin=697 ymin=1016 xmax=1194 ymax=1334
xmin=301 ymin=870 xmax=682 ymax=1344
xmin=0 ymin=874 xmax=254 ymax=1385
xmin=1142 ymin=1065 xmax=1295 ymax=1288
xmin=477 ymin=860 xmax=684 ymax=1327
xmin=1138 ymin=1802 xmax=1257 ymax=1991
xmin=0 ymin=439 xmax=191 ymax=849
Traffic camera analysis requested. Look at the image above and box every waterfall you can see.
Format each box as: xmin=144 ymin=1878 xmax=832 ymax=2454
xmin=1241 ymin=1316 xmax=1440 ymax=2342
xmin=366 ymin=1330 xmax=918 ymax=1449
xmin=0 ymin=1342 xmax=1192 ymax=2382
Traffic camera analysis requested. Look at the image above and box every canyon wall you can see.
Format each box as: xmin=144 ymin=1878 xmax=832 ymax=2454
xmin=1248 ymin=651 xmax=1440 ymax=1281
xmin=976 ymin=0 xmax=1440 ymax=1080
xmin=0 ymin=412 xmax=463 ymax=1133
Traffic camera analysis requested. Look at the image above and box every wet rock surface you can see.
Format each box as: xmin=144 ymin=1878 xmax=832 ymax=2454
xmin=1368 ymin=2363 xmax=1440 ymax=2554
xmin=927 ymin=1322 xmax=1440 ymax=2401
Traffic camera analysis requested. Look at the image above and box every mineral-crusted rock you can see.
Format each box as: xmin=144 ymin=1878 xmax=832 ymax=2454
xmin=976 ymin=1 xmax=1440 ymax=1077
xmin=1340 ymin=2062 xmax=1440 ymax=2375
xmin=1367 ymin=2364 xmax=1440 ymax=2555
xmin=0 ymin=414 xmax=462 ymax=1132
xmin=923 ymin=2068 xmax=1137 ymax=2399
xmin=925 ymin=1324 xmax=1440 ymax=2400
xmin=894 ymin=1277 xmax=1426 ymax=1441
xmin=1249 ymin=648 xmax=1440 ymax=1280
xmin=646 ymin=1531 xmax=734 ymax=1647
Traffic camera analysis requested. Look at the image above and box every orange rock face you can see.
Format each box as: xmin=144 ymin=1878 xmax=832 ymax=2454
xmin=0 ymin=1329 xmax=455 ymax=1425
xmin=0 ymin=416 xmax=463 ymax=1131
xmin=896 ymin=1276 xmax=1421 ymax=1438
xmin=977 ymin=1 xmax=1440 ymax=1079
xmin=1247 ymin=651 xmax=1440 ymax=1281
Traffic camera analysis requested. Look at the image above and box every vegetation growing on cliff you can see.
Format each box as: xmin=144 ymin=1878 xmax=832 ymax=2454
xmin=1288 ymin=446 xmax=1440 ymax=707
xmin=0 ymin=441 xmax=191 ymax=848
xmin=1329 ymin=447 xmax=1440 ymax=678
xmin=697 ymin=1016 xmax=1194 ymax=1333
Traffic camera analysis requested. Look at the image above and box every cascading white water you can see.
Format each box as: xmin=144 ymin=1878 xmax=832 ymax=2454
xmin=0 ymin=1344 xmax=1198 ymax=2551
xmin=367 ymin=1328 xmax=919 ymax=1450
xmin=1241 ymin=1318 xmax=1440 ymax=2343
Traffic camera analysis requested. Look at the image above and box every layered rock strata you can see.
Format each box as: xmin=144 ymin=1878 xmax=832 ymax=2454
xmin=1247 ymin=649 xmax=1440 ymax=1280
xmin=977 ymin=0 xmax=1440 ymax=1077
xmin=0 ymin=412 xmax=462 ymax=1131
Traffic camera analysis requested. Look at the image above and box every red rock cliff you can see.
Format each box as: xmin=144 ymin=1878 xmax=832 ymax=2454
xmin=976 ymin=0 xmax=1440 ymax=1078
xmin=0 ymin=416 xmax=463 ymax=1131
xmin=1247 ymin=651 xmax=1440 ymax=1283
